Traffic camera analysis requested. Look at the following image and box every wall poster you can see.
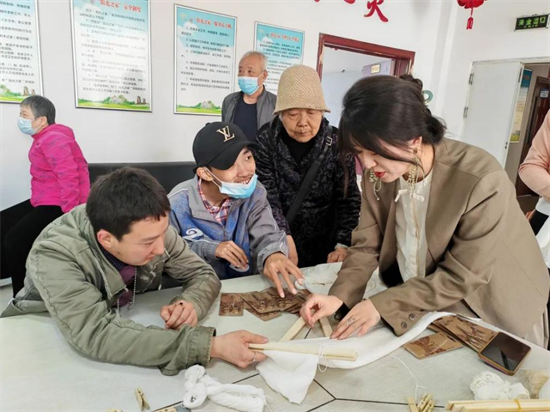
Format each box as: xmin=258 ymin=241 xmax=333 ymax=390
xmin=254 ymin=22 xmax=304 ymax=94
xmin=71 ymin=0 xmax=152 ymax=111
xmin=174 ymin=5 xmax=237 ymax=115
xmin=0 ymin=0 xmax=43 ymax=103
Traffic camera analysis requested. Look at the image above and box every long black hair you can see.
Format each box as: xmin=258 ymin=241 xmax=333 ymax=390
xmin=338 ymin=75 xmax=445 ymax=164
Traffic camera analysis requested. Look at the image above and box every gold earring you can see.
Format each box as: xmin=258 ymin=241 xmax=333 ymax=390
xmin=407 ymin=162 xmax=418 ymax=197
xmin=369 ymin=170 xmax=382 ymax=201
xmin=407 ymin=145 xmax=424 ymax=197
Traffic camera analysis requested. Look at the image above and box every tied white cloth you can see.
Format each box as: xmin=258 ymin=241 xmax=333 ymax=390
xmin=256 ymin=311 xmax=451 ymax=404
xmin=470 ymin=371 xmax=530 ymax=400
xmin=183 ymin=365 xmax=266 ymax=412
xmin=536 ymin=213 xmax=550 ymax=269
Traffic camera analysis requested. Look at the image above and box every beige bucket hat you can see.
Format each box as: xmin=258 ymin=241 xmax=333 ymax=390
xmin=273 ymin=65 xmax=331 ymax=114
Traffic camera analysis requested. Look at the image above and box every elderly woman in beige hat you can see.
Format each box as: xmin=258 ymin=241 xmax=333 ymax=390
xmin=255 ymin=65 xmax=361 ymax=268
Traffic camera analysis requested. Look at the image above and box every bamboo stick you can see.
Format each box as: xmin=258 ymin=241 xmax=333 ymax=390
xmin=408 ymin=397 xmax=420 ymax=412
xmin=279 ymin=317 xmax=307 ymax=342
xmin=320 ymin=317 xmax=333 ymax=338
xmin=447 ymin=399 xmax=550 ymax=412
xmin=249 ymin=342 xmax=358 ymax=361
xmin=418 ymin=393 xmax=433 ymax=411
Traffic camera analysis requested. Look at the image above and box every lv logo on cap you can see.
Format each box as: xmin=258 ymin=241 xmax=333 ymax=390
xmin=217 ymin=126 xmax=235 ymax=142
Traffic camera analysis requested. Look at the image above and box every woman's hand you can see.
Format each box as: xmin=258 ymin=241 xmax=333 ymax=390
xmin=300 ymin=294 xmax=343 ymax=328
xmin=331 ymin=299 xmax=381 ymax=340
xmin=327 ymin=247 xmax=348 ymax=263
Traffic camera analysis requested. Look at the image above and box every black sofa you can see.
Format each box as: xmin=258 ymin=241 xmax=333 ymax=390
xmin=88 ymin=161 xmax=196 ymax=193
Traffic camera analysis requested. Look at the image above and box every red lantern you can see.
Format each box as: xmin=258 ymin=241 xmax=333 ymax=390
xmin=457 ymin=0 xmax=485 ymax=30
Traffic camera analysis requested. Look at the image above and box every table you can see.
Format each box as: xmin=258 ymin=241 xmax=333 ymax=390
xmin=1 ymin=274 xmax=549 ymax=411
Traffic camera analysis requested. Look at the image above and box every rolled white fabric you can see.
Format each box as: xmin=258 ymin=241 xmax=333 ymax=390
xmin=183 ymin=365 xmax=266 ymax=412
xmin=256 ymin=311 xmax=451 ymax=404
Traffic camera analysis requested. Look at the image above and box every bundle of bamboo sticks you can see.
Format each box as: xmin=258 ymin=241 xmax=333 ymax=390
xmin=408 ymin=394 xmax=435 ymax=412
xmin=249 ymin=342 xmax=357 ymax=361
xmin=446 ymin=399 xmax=550 ymax=411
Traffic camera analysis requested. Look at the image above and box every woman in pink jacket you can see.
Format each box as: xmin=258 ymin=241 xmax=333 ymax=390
xmin=519 ymin=111 xmax=550 ymax=235
xmin=519 ymin=109 xmax=550 ymax=349
xmin=2 ymin=96 xmax=90 ymax=297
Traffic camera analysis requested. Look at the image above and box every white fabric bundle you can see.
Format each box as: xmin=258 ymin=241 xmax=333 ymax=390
xmin=256 ymin=311 xmax=450 ymax=404
xmin=539 ymin=379 xmax=550 ymax=399
xmin=470 ymin=371 xmax=530 ymax=400
xmin=298 ymin=263 xmax=387 ymax=296
xmin=183 ymin=365 xmax=266 ymax=412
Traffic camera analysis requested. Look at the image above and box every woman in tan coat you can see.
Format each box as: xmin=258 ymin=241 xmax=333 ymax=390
xmin=301 ymin=76 xmax=550 ymax=347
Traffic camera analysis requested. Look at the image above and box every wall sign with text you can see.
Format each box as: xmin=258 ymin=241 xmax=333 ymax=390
xmin=254 ymin=22 xmax=304 ymax=95
xmin=0 ymin=0 xmax=43 ymax=104
xmin=515 ymin=14 xmax=549 ymax=30
xmin=174 ymin=5 xmax=236 ymax=116
xmin=71 ymin=0 xmax=152 ymax=112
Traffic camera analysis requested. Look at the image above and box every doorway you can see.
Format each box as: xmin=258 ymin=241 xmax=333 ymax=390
xmin=317 ymin=33 xmax=415 ymax=127
xmin=317 ymin=34 xmax=415 ymax=178
xmin=461 ymin=59 xmax=549 ymax=212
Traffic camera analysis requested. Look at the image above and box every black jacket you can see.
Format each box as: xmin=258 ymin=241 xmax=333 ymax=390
xmin=255 ymin=117 xmax=361 ymax=267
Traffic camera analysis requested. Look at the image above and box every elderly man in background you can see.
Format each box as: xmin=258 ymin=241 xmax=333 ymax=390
xmin=222 ymin=51 xmax=276 ymax=142
xmin=254 ymin=65 xmax=361 ymax=268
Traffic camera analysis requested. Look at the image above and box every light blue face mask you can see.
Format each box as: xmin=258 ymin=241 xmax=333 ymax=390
xmin=238 ymin=76 xmax=261 ymax=96
xmin=209 ymin=171 xmax=258 ymax=199
xmin=18 ymin=117 xmax=37 ymax=135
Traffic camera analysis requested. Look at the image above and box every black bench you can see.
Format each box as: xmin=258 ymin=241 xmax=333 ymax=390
xmin=88 ymin=161 xmax=196 ymax=193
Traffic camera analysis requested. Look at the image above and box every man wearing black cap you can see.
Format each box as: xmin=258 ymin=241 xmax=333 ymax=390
xmin=169 ymin=122 xmax=303 ymax=297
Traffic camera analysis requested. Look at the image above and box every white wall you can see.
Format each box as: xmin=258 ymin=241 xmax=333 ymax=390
xmin=322 ymin=49 xmax=392 ymax=126
xmin=322 ymin=47 xmax=391 ymax=74
xmin=0 ymin=0 xmax=447 ymax=210
xmin=323 ymin=71 xmax=364 ymax=126
xmin=435 ymin=0 xmax=550 ymax=138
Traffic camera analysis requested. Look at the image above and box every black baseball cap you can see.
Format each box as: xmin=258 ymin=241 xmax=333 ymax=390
xmin=193 ymin=122 xmax=258 ymax=171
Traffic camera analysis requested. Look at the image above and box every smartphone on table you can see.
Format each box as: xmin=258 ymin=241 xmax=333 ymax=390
xmin=478 ymin=332 xmax=531 ymax=375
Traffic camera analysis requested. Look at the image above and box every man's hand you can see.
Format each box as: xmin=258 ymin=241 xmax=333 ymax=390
xmin=160 ymin=300 xmax=198 ymax=329
xmin=286 ymin=235 xmax=299 ymax=266
xmin=210 ymin=331 xmax=268 ymax=368
xmin=263 ymin=252 xmax=304 ymax=298
xmin=215 ymin=241 xmax=248 ymax=269
xmin=327 ymin=247 xmax=348 ymax=263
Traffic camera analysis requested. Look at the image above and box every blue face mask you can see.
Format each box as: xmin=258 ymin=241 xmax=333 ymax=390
xmin=210 ymin=171 xmax=258 ymax=199
xmin=238 ymin=76 xmax=261 ymax=96
xmin=18 ymin=117 xmax=37 ymax=135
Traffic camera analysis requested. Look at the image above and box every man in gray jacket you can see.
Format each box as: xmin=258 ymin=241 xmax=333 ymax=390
xmin=2 ymin=168 xmax=268 ymax=373
xmin=169 ymin=122 xmax=303 ymax=298
xmin=221 ymin=51 xmax=277 ymax=142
